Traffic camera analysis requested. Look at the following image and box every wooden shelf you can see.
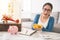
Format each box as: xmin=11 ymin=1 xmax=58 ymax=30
xmin=0 ymin=23 xmax=21 ymax=31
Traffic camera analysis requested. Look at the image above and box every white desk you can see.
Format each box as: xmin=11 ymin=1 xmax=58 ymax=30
xmin=0 ymin=32 xmax=44 ymax=40
xmin=0 ymin=28 xmax=60 ymax=40
xmin=32 ymin=31 xmax=60 ymax=40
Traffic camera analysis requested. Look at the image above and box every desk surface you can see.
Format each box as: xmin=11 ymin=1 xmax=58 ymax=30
xmin=0 ymin=30 xmax=60 ymax=40
xmin=0 ymin=27 xmax=44 ymax=40
xmin=0 ymin=32 xmax=44 ymax=40
xmin=32 ymin=31 xmax=60 ymax=40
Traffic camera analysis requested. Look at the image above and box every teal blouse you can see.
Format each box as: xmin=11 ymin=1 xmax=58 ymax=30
xmin=32 ymin=14 xmax=54 ymax=32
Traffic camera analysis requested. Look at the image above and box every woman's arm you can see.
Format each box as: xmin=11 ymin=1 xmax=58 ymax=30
xmin=32 ymin=14 xmax=40 ymax=30
xmin=33 ymin=14 xmax=40 ymax=24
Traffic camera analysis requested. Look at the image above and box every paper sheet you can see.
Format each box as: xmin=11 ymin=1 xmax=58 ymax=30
xmin=19 ymin=27 xmax=37 ymax=36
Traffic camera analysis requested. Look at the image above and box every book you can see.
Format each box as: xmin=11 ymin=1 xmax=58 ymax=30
xmin=19 ymin=27 xmax=37 ymax=36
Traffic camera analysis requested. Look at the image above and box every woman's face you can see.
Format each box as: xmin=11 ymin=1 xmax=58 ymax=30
xmin=42 ymin=5 xmax=52 ymax=17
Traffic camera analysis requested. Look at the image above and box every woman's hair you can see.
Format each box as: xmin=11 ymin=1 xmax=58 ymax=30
xmin=43 ymin=3 xmax=53 ymax=10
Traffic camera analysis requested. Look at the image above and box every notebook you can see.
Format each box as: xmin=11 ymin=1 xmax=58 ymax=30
xmin=19 ymin=27 xmax=37 ymax=36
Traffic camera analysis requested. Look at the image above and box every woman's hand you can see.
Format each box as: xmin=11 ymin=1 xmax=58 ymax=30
xmin=33 ymin=24 xmax=43 ymax=31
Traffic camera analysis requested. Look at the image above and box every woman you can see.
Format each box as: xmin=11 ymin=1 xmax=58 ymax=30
xmin=32 ymin=3 xmax=54 ymax=32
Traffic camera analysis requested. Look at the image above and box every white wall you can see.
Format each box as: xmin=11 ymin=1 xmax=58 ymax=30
xmin=12 ymin=0 xmax=22 ymax=20
xmin=21 ymin=0 xmax=31 ymax=18
xmin=32 ymin=0 xmax=60 ymax=13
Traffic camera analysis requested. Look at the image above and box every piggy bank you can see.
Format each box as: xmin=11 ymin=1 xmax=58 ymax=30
xmin=33 ymin=24 xmax=43 ymax=30
xmin=8 ymin=26 xmax=18 ymax=35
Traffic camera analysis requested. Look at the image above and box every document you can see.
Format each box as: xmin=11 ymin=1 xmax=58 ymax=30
xmin=19 ymin=27 xmax=37 ymax=36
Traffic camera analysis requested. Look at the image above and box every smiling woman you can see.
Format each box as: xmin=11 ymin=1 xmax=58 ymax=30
xmin=32 ymin=3 xmax=54 ymax=32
